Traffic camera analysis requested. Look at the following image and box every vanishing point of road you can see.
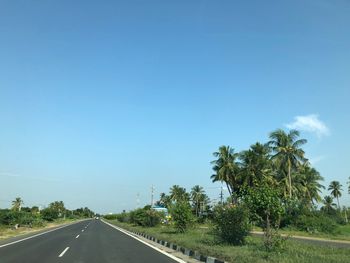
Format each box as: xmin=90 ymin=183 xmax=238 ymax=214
xmin=0 ymin=219 xmax=183 ymax=263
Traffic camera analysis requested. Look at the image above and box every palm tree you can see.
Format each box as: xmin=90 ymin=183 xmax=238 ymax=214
xmin=295 ymin=164 xmax=324 ymax=205
xmin=328 ymin=181 xmax=342 ymax=208
xmin=239 ymin=142 xmax=274 ymax=188
xmin=159 ymin=193 xmax=171 ymax=208
xmin=190 ymin=185 xmax=205 ymax=217
xmin=321 ymin=195 xmax=337 ymax=214
xmin=211 ymin=146 xmax=239 ymax=199
xmin=268 ymin=129 xmax=307 ymax=198
xmin=11 ymin=197 xmax=23 ymax=212
xmin=170 ymin=185 xmax=189 ymax=203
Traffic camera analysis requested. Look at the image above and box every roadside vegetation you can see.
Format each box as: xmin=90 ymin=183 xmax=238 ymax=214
xmin=0 ymin=198 xmax=95 ymax=240
xmin=105 ymin=128 xmax=350 ymax=262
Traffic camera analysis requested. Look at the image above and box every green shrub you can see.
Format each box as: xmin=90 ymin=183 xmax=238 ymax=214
xmin=116 ymin=213 xmax=130 ymax=223
xmin=104 ymin=214 xmax=118 ymax=220
xmin=0 ymin=210 xmax=45 ymax=227
xmin=129 ymin=208 xmax=163 ymax=227
xmin=212 ymin=205 xmax=251 ymax=245
xmin=143 ymin=210 xmax=163 ymax=227
xmin=170 ymin=201 xmax=194 ymax=233
xmin=41 ymin=208 xmax=59 ymax=221
xmin=0 ymin=210 xmax=15 ymax=225
xmin=294 ymin=214 xmax=337 ymax=233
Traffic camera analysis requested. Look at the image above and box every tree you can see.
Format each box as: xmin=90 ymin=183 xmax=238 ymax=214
xmin=49 ymin=201 xmax=65 ymax=217
xmin=170 ymin=201 xmax=194 ymax=233
xmin=268 ymin=129 xmax=307 ymax=198
xmin=347 ymin=177 xmax=350 ymax=194
xmin=170 ymin=185 xmax=189 ymax=203
xmin=211 ymin=146 xmax=240 ymax=200
xmin=31 ymin=206 xmax=40 ymax=214
xmin=321 ymin=196 xmax=336 ymax=214
xmin=328 ymin=181 xmax=342 ymax=208
xmin=157 ymin=193 xmax=171 ymax=208
xmin=295 ymin=164 xmax=324 ymax=206
xmin=190 ymin=185 xmax=205 ymax=217
xmin=11 ymin=197 xmax=24 ymax=212
xmin=243 ymin=184 xmax=285 ymax=251
xmin=239 ymin=142 xmax=274 ymax=188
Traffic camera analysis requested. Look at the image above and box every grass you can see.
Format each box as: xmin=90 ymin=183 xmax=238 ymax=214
xmin=252 ymin=225 xmax=350 ymax=241
xmin=107 ymin=220 xmax=350 ymax=263
xmin=0 ymin=218 xmax=78 ymax=240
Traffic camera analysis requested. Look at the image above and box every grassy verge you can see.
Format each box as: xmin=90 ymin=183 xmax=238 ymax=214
xmin=252 ymin=225 xmax=350 ymax=241
xmin=0 ymin=218 xmax=79 ymax=240
xmin=107 ymin=220 xmax=350 ymax=263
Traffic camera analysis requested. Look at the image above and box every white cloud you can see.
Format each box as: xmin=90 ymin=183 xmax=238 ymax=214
xmin=286 ymin=114 xmax=330 ymax=138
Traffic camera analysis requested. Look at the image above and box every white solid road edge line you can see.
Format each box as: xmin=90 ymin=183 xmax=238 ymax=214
xmin=0 ymin=220 xmax=90 ymax=249
xmin=58 ymin=247 xmax=70 ymax=257
xmin=101 ymin=220 xmax=186 ymax=263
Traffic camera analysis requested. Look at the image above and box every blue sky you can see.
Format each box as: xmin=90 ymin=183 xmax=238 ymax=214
xmin=0 ymin=0 xmax=349 ymax=213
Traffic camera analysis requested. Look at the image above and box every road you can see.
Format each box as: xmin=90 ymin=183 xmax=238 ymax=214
xmin=0 ymin=219 xmax=182 ymax=263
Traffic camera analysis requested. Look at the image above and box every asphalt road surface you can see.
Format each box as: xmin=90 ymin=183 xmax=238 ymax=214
xmin=0 ymin=219 xmax=182 ymax=263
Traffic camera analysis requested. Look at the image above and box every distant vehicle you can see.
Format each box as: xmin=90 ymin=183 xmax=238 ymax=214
xmin=95 ymin=216 xmax=99 ymax=220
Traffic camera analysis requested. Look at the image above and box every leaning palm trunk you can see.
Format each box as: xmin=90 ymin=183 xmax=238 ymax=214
xmin=225 ymin=182 xmax=234 ymax=204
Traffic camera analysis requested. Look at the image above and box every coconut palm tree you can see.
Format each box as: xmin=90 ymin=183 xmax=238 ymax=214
xmin=170 ymin=185 xmax=189 ymax=203
xmin=211 ymin=145 xmax=240 ymax=199
xmin=295 ymin=164 xmax=324 ymax=205
xmin=159 ymin=193 xmax=172 ymax=208
xmin=321 ymin=195 xmax=337 ymax=214
xmin=11 ymin=197 xmax=23 ymax=212
xmin=239 ymin=142 xmax=274 ymax=188
xmin=328 ymin=181 xmax=343 ymax=208
xmin=190 ymin=185 xmax=205 ymax=217
xmin=268 ymin=129 xmax=307 ymax=198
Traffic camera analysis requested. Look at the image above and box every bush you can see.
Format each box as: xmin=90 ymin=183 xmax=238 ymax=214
xmin=41 ymin=208 xmax=59 ymax=221
xmin=212 ymin=205 xmax=251 ymax=245
xmin=170 ymin=201 xmax=194 ymax=233
xmin=104 ymin=214 xmax=118 ymax=220
xmin=129 ymin=208 xmax=163 ymax=227
xmin=116 ymin=213 xmax=130 ymax=223
xmin=0 ymin=211 xmax=45 ymax=227
xmin=294 ymin=214 xmax=338 ymax=234
xmin=0 ymin=210 xmax=15 ymax=225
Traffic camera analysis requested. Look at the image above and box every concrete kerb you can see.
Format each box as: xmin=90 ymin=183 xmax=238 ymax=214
xmin=126 ymin=228 xmax=226 ymax=263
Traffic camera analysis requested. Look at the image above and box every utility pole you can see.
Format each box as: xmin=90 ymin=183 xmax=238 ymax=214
xmin=151 ymin=185 xmax=155 ymax=207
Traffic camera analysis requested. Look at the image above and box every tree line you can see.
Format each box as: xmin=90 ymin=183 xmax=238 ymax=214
xmin=0 ymin=197 xmax=95 ymax=228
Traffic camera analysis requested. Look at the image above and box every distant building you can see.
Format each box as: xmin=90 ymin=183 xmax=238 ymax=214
xmin=151 ymin=205 xmax=168 ymax=216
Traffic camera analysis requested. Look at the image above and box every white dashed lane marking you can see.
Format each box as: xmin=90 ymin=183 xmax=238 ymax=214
xmin=58 ymin=247 xmax=69 ymax=257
